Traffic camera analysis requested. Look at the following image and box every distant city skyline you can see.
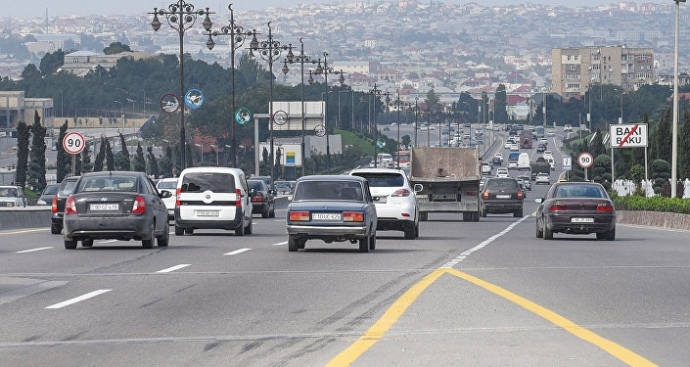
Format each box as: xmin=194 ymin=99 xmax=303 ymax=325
xmin=9 ymin=1 xmax=666 ymax=21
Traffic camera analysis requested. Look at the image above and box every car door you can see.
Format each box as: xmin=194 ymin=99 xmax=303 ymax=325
xmin=143 ymin=177 xmax=166 ymax=232
xmin=240 ymin=173 xmax=252 ymax=220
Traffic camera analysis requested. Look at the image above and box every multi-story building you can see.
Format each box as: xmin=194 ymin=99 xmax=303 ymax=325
xmin=0 ymin=91 xmax=54 ymax=132
xmin=552 ymin=46 xmax=654 ymax=99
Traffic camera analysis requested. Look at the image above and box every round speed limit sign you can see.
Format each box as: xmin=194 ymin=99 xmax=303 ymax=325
xmin=577 ymin=152 xmax=593 ymax=169
xmin=63 ymin=131 xmax=86 ymax=155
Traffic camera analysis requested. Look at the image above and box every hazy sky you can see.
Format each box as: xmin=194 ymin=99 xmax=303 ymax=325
xmin=11 ymin=1 xmax=641 ymax=21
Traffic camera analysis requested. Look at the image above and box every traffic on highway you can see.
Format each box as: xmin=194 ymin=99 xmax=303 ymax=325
xmin=1 ymin=126 xmax=688 ymax=366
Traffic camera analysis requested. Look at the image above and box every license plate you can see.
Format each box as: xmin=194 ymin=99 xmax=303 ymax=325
xmin=90 ymin=203 xmax=119 ymax=211
xmin=496 ymin=195 xmax=511 ymax=199
xmin=196 ymin=210 xmax=219 ymax=217
xmin=374 ymin=196 xmax=387 ymax=203
xmin=571 ymin=217 xmax=594 ymax=223
xmin=312 ymin=213 xmax=341 ymax=220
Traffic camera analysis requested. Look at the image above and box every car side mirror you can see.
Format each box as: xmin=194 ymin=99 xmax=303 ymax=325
xmin=159 ymin=191 xmax=173 ymax=199
xmin=413 ymin=184 xmax=423 ymax=192
xmin=287 ymin=196 xmax=293 ymax=201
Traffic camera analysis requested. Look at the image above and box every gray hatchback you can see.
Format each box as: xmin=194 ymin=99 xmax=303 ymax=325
xmin=480 ymin=177 xmax=525 ymax=218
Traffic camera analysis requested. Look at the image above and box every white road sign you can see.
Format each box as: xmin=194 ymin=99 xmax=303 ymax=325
xmin=563 ymin=156 xmax=572 ymax=171
xmin=577 ymin=152 xmax=593 ymax=169
xmin=610 ymin=124 xmax=648 ymax=148
xmin=63 ymin=132 xmax=85 ymax=155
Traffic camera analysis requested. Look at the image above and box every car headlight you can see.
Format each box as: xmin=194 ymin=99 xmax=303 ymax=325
xmin=37 ymin=200 xmax=46 ymax=205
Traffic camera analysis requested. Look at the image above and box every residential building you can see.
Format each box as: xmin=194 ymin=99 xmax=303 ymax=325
xmin=0 ymin=91 xmax=54 ymax=132
xmin=552 ymin=46 xmax=654 ymax=99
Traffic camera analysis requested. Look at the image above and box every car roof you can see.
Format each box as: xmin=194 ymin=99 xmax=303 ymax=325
xmin=350 ymin=167 xmax=405 ymax=174
xmin=298 ymin=175 xmax=367 ymax=183
xmin=80 ymin=171 xmax=145 ymax=178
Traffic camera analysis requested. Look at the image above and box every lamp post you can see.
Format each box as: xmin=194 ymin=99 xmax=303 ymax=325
xmin=150 ymin=1 xmax=213 ymax=170
xmin=672 ymin=0 xmax=685 ymax=198
xmin=310 ymin=52 xmax=345 ymax=173
xmin=369 ymin=84 xmax=384 ymax=167
xmin=113 ymin=101 xmax=123 ymax=132
xmin=414 ymin=97 xmax=419 ymax=148
xmin=194 ymin=143 xmax=204 ymax=164
xmin=210 ymin=144 xmax=219 ymax=165
xmin=248 ymin=22 xmax=292 ymax=180
xmin=281 ymin=38 xmax=310 ymax=177
xmin=205 ymin=4 xmax=250 ymax=167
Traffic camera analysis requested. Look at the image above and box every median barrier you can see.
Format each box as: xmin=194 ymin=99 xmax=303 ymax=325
xmin=0 ymin=207 xmax=51 ymax=231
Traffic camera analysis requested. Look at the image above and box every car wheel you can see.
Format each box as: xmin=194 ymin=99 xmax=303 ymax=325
xmin=514 ymin=209 xmax=523 ymax=217
xmin=288 ymin=235 xmax=298 ymax=252
xmin=142 ymin=222 xmax=155 ymax=249
xmin=158 ymin=225 xmax=169 ymax=247
xmin=544 ymin=223 xmax=554 ymax=240
xmin=64 ymin=238 xmax=77 ymax=250
xmin=535 ymin=219 xmax=544 ymax=238
xmin=606 ymin=226 xmax=616 ymax=241
xmin=420 ymin=212 xmax=428 ymax=221
xmin=184 ymin=229 xmax=194 ymax=235
xmin=269 ymin=205 xmax=276 ymax=218
xmin=175 ymin=225 xmax=184 ymax=236
xmin=481 ymin=208 xmax=487 ymax=217
xmin=261 ymin=206 xmax=269 ymax=218
xmin=404 ymin=226 xmax=415 ymax=240
xmin=82 ymin=239 xmax=94 ymax=248
xmin=414 ymin=222 xmax=420 ymax=238
xmin=358 ymin=233 xmax=370 ymax=253
xmin=245 ymin=218 xmax=253 ymax=235
xmin=297 ymin=239 xmax=306 ymax=249
xmin=235 ymin=218 xmax=245 ymax=236
xmin=50 ymin=223 xmax=62 ymax=235
xmin=369 ymin=233 xmax=376 ymax=250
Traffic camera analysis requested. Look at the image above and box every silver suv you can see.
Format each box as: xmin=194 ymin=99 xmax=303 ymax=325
xmin=0 ymin=186 xmax=27 ymax=207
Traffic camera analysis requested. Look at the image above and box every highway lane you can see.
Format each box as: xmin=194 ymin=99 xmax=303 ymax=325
xmin=1 ymin=165 xmax=690 ymax=365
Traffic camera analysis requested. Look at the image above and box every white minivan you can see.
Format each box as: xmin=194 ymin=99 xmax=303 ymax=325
xmin=517 ymin=153 xmax=531 ymax=170
xmin=174 ymin=167 xmax=254 ymax=236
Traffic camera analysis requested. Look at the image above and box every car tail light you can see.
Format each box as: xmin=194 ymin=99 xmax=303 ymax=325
xmin=235 ymin=189 xmax=242 ymax=207
xmin=132 ymin=195 xmax=146 ymax=215
xmin=65 ymin=196 xmax=77 ymax=215
xmin=549 ymin=204 xmax=568 ymax=211
xmin=597 ymin=203 xmax=614 ymax=212
xmin=482 ymin=190 xmax=489 ymax=199
xmin=175 ymin=188 xmax=182 ymax=207
xmin=343 ymin=212 xmax=364 ymax=222
xmin=289 ymin=211 xmax=310 ymax=221
xmin=391 ymin=189 xmax=410 ymax=197
xmin=517 ymin=189 xmax=524 ymax=200
xmin=51 ymin=195 xmax=58 ymax=213
xmin=252 ymin=194 xmax=264 ymax=203
xmin=466 ymin=190 xmax=477 ymax=196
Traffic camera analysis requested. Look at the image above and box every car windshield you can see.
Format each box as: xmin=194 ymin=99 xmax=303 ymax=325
xmin=157 ymin=180 xmax=177 ymax=190
xmin=486 ymin=179 xmax=518 ymax=190
xmin=555 ymin=185 xmax=604 ymax=198
xmin=77 ymin=176 xmax=138 ymax=193
xmin=0 ymin=188 xmax=18 ymax=197
xmin=248 ymin=181 xmax=266 ymax=191
xmin=352 ymin=173 xmax=403 ymax=187
xmin=294 ymin=181 xmax=363 ymax=201
xmin=43 ymin=185 xmax=59 ymax=195
xmin=181 ymin=172 xmax=236 ymax=193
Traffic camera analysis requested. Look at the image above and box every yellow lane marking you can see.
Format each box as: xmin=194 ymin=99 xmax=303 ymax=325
xmin=445 ymin=268 xmax=656 ymax=367
xmin=325 ymin=269 xmax=446 ymax=367
xmin=0 ymin=228 xmax=48 ymax=236
xmin=327 ymin=268 xmax=656 ymax=367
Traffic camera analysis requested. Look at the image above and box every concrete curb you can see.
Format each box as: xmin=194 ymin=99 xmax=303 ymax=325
xmin=0 ymin=207 xmax=52 ymax=231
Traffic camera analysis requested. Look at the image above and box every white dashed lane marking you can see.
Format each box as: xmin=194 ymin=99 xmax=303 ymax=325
xmin=157 ymin=264 xmax=191 ymax=273
xmin=16 ymin=247 xmax=53 ymax=254
xmin=224 ymin=248 xmax=252 ymax=256
xmin=45 ymin=289 xmax=112 ymax=309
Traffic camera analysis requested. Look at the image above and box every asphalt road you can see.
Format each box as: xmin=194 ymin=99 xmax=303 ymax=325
xmin=1 ymin=129 xmax=688 ymax=366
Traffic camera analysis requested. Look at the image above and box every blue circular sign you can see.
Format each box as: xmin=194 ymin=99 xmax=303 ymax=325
xmin=184 ymin=89 xmax=205 ymax=110
xmin=376 ymin=138 xmax=386 ymax=149
xmin=235 ymin=107 xmax=252 ymax=125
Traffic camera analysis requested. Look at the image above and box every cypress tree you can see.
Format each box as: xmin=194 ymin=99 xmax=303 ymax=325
xmin=15 ymin=121 xmax=31 ymax=187
xmin=27 ymin=111 xmax=47 ymax=193
xmin=133 ymin=143 xmax=146 ymax=172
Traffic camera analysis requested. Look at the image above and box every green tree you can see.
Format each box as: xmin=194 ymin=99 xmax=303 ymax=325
xmin=39 ymin=50 xmax=65 ymax=76
xmin=94 ymin=138 xmax=106 ymax=171
xmin=146 ymin=146 xmax=159 ymax=178
xmin=159 ymin=146 xmax=174 ymax=178
xmin=680 ymin=109 xmax=690 ymax=180
xmin=133 ymin=143 xmax=146 ymax=172
xmin=27 ymin=111 xmax=47 ymax=193
xmin=103 ymin=42 xmax=132 ymax=55
xmin=81 ymin=142 xmax=93 ymax=173
xmin=105 ymin=138 xmax=115 ymax=171
xmin=493 ymin=84 xmax=508 ymax=124
xmin=654 ymin=107 xmax=672 ymax=162
xmin=115 ymin=133 xmax=130 ymax=170
xmin=15 ymin=121 xmax=31 ymax=188
xmin=590 ymin=128 xmax=605 ymax=157
xmin=56 ymin=121 xmax=70 ymax=182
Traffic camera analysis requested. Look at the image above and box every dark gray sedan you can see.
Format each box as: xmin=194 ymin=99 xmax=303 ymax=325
xmin=62 ymin=171 xmax=172 ymax=249
xmin=286 ymin=175 xmax=377 ymax=252
xmin=535 ymin=182 xmax=616 ymax=240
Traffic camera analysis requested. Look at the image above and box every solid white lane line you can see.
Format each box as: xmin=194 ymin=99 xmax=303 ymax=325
xmin=157 ymin=264 xmax=191 ymax=273
xmin=16 ymin=247 xmax=53 ymax=254
xmin=224 ymin=248 xmax=251 ymax=256
xmin=45 ymin=289 xmax=112 ymax=309
xmin=272 ymin=241 xmax=287 ymax=246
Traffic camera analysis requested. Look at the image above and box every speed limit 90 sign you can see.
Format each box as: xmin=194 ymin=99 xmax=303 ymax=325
xmin=63 ymin=132 xmax=86 ymax=155
xmin=577 ymin=152 xmax=593 ymax=169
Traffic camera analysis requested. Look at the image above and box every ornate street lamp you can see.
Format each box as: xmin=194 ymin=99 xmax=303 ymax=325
xmin=368 ymin=84 xmax=389 ymax=168
xmin=205 ymin=4 xmax=251 ymax=167
xmin=150 ymin=1 xmax=214 ymax=170
xmin=248 ymin=22 xmax=292 ymax=181
xmin=281 ymin=38 xmax=311 ymax=177
xmin=309 ymin=52 xmax=345 ymax=173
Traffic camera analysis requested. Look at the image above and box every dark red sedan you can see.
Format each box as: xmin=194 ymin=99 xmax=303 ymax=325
xmin=535 ymin=182 xmax=616 ymax=241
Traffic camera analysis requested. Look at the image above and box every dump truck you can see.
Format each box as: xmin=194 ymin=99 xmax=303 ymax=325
xmin=520 ymin=131 xmax=533 ymax=149
xmin=409 ymin=147 xmax=481 ymax=222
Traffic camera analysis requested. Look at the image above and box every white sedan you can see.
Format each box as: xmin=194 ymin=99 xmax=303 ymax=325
xmin=535 ymin=172 xmax=551 ymax=185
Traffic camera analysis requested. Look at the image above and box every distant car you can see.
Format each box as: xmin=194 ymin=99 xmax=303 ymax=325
xmin=480 ymin=177 xmax=524 ymax=217
xmin=492 ymin=154 xmax=503 ymax=165
xmin=516 ymin=174 xmax=532 ymax=191
xmin=536 ymin=144 xmax=547 ymax=153
xmin=274 ymin=181 xmax=293 ymax=195
xmin=535 ymin=182 xmax=616 ymax=240
xmin=50 ymin=176 xmax=80 ymax=234
xmin=156 ymin=177 xmax=178 ymax=220
xmin=350 ymin=167 xmax=419 ymax=239
xmin=547 ymin=130 xmax=555 ymax=137
xmin=0 ymin=186 xmax=27 ymax=208
xmin=504 ymin=141 xmax=512 ymax=149
xmin=62 ymin=171 xmax=172 ymax=249
xmin=509 ymin=143 xmax=519 ymax=151
xmin=383 ymin=127 xmax=390 ymax=131
xmin=250 ymin=175 xmax=273 ymax=191
xmin=286 ymin=175 xmax=377 ymax=252
xmin=507 ymin=162 xmax=518 ymax=170
xmin=564 ymin=124 xmax=573 ymax=132
xmin=37 ymin=184 xmax=60 ymax=206
xmin=248 ymin=179 xmax=276 ymax=218
xmin=535 ymin=172 xmax=551 ymax=185
xmin=496 ymin=167 xmax=510 ymax=178
xmin=482 ymin=162 xmax=492 ymax=175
